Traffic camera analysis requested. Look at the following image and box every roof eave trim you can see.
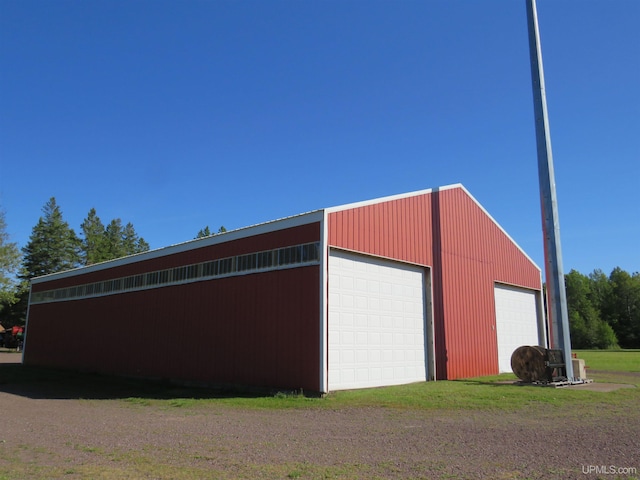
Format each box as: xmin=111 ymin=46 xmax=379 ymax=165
xmin=31 ymin=209 xmax=325 ymax=284
xmin=456 ymin=185 xmax=541 ymax=272
xmin=324 ymin=183 xmax=463 ymax=214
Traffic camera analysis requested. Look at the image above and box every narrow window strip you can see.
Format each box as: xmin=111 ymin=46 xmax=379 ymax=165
xmin=30 ymin=242 xmax=320 ymax=304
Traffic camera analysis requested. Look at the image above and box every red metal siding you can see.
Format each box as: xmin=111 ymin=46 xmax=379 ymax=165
xmin=25 ymin=186 xmax=541 ymax=389
xmin=328 ymin=187 xmax=541 ymax=380
xmin=328 ymin=194 xmax=433 ymax=266
xmin=25 ymin=266 xmax=321 ymax=392
xmin=25 ymin=221 xmax=322 ymax=392
xmin=31 ymin=222 xmax=320 ymax=292
xmin=437 ymin=188 xmax=540 ymax=380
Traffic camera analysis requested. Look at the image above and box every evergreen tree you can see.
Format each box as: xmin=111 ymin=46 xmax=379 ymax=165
xmin=21 ymin=198 xmax=81 ymax=279
xmin=104 ymin=219 xmax=127 ymax=260
xmin=196 ymin=226 xmax=226 ymax=239
xmin=196 ymin=226 xmax=212 ymax=238
xmin=135 ymin=236 xmax=150 ymax=254
xmin=81 ymin=210 xmax=150 ymax=263
xmin=0 ymin=208 xmax=21 ymax=306
xmin=102 ymin=218 xmax=149 ymax=260
xmin=122 ymin=222 xmax=149 ymax=255
xmin=122 ymin=222 xmax=137 ymax=253
xmin=81 ymin=208 xmax=108 ymax=265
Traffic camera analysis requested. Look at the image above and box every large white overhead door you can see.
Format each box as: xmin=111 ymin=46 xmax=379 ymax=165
xmin=494 ymin=284 xmax=540 ymax=373
xmin=328 ymin=249 xmax=427 ymax=391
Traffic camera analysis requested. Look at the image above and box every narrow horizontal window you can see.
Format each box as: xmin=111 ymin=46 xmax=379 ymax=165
xmin=202 ymin=261 xmax=217 ymax=277
xmin=31 ymin=241 xmax=321 ymax=304
xmin=186 ymin=264 xmax=201 ymax=279
xmin=146 ymin=271 xmax=159 ymax=286
xmin=257 ymin=251 xmax=273 ymax=269
xmin=173 ymin=266 xmax=187 ymax=282
xmin=302 ymin=243 xmax=319 ymax=262
xmin=158 ymin=270 xmax=170 ymax=284
xmin=237 ymin=253 xmax=257 ymax=272
xmin=218 ymin=258 xmax=234 ymax=275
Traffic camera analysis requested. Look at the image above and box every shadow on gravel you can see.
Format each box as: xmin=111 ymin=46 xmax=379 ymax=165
xmin=0 ymin=363 xmax=272 ymax=401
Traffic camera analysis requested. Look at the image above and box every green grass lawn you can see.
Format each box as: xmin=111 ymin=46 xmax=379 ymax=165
xmin=120 ymin=349 xmax=639 ymax=412
xmin=2 ymin=350 xmax=638 ymax=413
xmin=574 ymin=349 xmax=640 ymax=372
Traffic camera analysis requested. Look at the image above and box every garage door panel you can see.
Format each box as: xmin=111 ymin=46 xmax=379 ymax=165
xmin=328 ymin=250 xmax=427 ymax=391
xmin=495 ymin=284 xmax=540 ymax=373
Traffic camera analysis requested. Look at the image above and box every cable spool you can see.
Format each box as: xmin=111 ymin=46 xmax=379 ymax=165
xmin=510 ymin=345 xmax=548 ymax=382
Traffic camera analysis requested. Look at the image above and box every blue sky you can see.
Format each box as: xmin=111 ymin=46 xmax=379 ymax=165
xmin=1 ymin=0 xmax=638 ymax=276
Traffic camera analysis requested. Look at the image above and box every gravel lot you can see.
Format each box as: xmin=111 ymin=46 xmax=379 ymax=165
xmin=1 ymin=352 xmax=638 ymax=479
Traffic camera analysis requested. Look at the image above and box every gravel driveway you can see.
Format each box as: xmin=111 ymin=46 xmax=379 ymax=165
xmin=0 ymin=352 xmax=638 ymax=479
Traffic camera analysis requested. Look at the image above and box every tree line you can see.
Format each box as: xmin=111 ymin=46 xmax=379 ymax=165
xmin=0 ymin=200 xmax=638 ymax=348
xmin=1 ymin=198 xmax=228 ymax=329
xmin=0 ymin=198 xmax=150 ymax=327
xmin=565 ymin=268 xmax=639 ymax=349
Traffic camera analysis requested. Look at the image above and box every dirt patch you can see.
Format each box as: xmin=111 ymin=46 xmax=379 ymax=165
xmin=0 ymin=350 xmax=21 ymax=363
xmin=0 ymin=360 xmax=638 ymax=479
xmin=571 ymin=382 xmax=636 ymax=392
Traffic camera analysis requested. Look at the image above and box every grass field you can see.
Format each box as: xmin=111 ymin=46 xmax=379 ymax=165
xmin=147 ymin=349 xmax=640 ymax=411
xmin=574 ymin=349 xmax=640 ymax=372
xmin=2 ymin=349 xmax=638 ymax=411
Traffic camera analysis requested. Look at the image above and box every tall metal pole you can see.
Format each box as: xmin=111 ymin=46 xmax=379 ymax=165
xmin=525 ymin=0 xmax=574 ymax=380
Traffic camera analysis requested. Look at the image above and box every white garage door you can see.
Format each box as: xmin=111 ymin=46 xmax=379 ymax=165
xmin=328 ymin=249 xmax=427 ymax=391
xmin=494 ymin=284 xmax=540 ymax=373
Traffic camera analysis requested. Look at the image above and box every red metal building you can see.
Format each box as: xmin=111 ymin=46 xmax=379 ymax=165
xmin=24 ymin=184 xmax=545 ymax=393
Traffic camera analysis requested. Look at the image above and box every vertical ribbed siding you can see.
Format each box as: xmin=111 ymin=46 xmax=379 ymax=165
xmin=438 ymin=189 xmax=493 ymax=379
xmin=328 ymin=187 xmax=541 ymax=380
xmin=328 ymin=196 xmax=433 ymax=266
xmin=436 ymin=188 xmax=541 ymax=379
xmin=25 ymin=266 xmax=321 ymax=392
xmin=24 ymin=222 xmax=323 ymax=392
